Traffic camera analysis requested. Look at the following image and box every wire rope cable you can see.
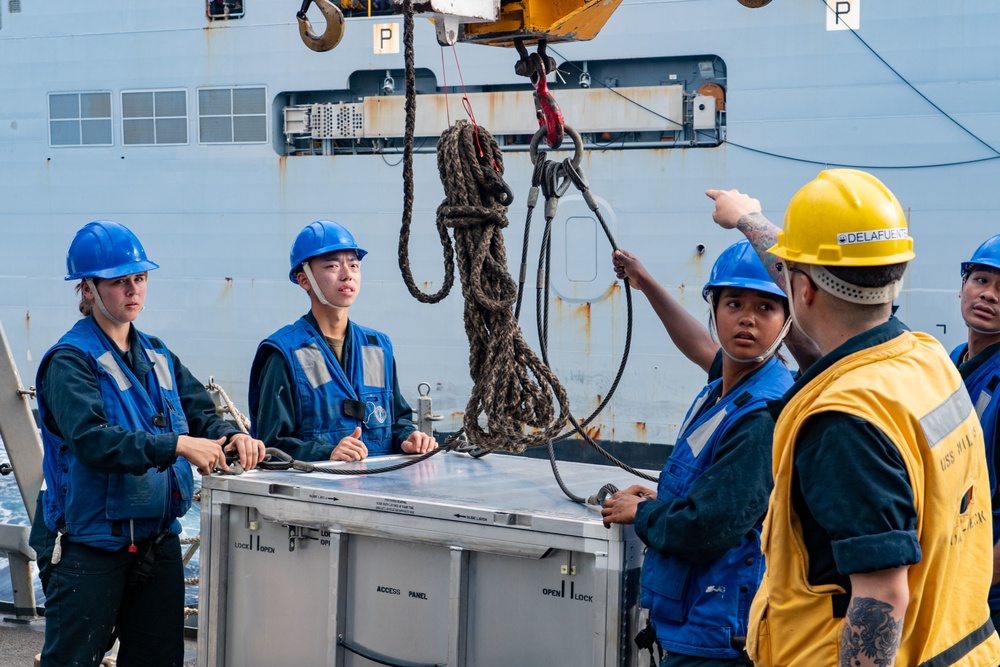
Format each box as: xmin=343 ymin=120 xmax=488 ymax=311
xmin=520 ymin=134 xmax=657 ymax=484
xmin=257 ymin=437 xmax=457 ymax=476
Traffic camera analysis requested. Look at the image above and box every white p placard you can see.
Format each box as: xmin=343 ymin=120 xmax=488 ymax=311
xmin=374 ymin=23 xmax=400 ymax=54
xmin=826 ymin=0 xmax=860 ymax=31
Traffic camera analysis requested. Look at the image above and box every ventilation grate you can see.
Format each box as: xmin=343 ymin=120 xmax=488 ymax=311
xmin=310 ymin=103 xmax=363 ymax=139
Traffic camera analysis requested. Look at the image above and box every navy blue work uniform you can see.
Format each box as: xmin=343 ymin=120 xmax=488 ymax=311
xmin=952 ymin=340 xmax=1000 ymax=630
xmin=636 ymin=355 xmax=793 ymax=665
xmin=29 ymin=317 xmax=240 ymax=667
xmin=248 ymin=312 xmax=418 ymax=460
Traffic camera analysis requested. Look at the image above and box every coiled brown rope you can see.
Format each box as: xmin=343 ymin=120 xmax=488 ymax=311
xmin=395 ymin=0 xmax=568 ymax=453
xmin=400 ymin=120 xmax=570 ymax=453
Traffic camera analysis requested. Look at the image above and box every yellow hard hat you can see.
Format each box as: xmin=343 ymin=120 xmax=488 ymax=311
xmin=769 ymin=169 xmax=915 ymax=267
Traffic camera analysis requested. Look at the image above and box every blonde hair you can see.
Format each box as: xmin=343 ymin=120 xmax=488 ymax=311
xmin=75 ymin=280 xmax=96 ymax=316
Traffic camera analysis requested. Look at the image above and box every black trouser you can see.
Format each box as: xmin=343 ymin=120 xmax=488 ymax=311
xmin=32 ymin=524 xmax=184 ymax=667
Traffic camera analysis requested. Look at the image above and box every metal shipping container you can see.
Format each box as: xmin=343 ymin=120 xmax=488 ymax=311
xmin=197 ymin=452 xmax=650 ymax=666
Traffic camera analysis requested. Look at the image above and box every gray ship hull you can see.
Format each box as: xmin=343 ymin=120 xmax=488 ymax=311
xmin=1 ymin=0 xmax=1000 ymax=634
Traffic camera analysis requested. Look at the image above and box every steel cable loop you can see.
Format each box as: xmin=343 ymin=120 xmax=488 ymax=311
xmin=521 ymin=146 xmax=656 ymax=485
xmin=552 ymin=172 xmax=634 ymax=440
xmin=523 ymin=148 xmax=618 ymax=435
xmin=513 ymin=156 xmax=548 ymax=320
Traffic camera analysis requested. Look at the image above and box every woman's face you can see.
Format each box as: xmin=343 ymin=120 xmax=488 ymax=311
xmin=92 ymin=272 xmax=147 ymax=323
xmin=714 ymin=286 xmax=787 ymax=362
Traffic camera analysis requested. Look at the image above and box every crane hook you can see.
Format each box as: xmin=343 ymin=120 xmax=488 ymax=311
xmin=514 ymin=40 xmax=564 ymax=150
xmin=297 ymin=0 xmax=345 ymax=52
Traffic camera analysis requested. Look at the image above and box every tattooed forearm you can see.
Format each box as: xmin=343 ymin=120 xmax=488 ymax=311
xmin=839 ymin=597 xmax=903 ymax=667
xmin=735 ymin=212 xmax=786 ymax=292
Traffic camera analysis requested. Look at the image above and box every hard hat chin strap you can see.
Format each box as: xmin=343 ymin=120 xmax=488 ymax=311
xmin=967 ymin=323 xmax=1000 ymax=336
xmin=86 ymin=278 xmax=126 ymax=325
xmin=300 ymin=261 xmax=332 ymax=307
xmin=810 ymin=265 xmax=902 ymax=305
xmin=707 ymin=292 xmax=792 ymax=365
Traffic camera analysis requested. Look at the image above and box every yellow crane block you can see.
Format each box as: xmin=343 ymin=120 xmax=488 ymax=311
xmin=461 ymin=0 xmax=625 ymax=46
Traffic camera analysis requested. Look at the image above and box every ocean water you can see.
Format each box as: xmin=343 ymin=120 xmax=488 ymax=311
xmin=0 ymin=440 xmax=202 ymax=609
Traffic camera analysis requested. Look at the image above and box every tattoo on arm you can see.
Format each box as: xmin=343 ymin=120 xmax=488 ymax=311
xmin=839 ymin=598 xmax=903 ymax=667
xmin=735 ymin=212 xmax=786 ymax=292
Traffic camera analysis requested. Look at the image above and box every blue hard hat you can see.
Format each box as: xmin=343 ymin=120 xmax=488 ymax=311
xmin=65 ymin=221 xmax=159 ymax=281
xmin=702 ymin=239 xmax=785 ymax=302
xmin=289 ymin=220 xmax=367 ymax=282
xmin=961 ymin=234 xmax=1000 ymax=276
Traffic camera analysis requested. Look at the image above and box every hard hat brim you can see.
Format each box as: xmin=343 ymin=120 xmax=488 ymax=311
xmin=768 ymin=242 xmax=915 ymax=268
xmin=65 ymin=259 xmax=160 ymax=281
xmin=702 ymin=279 xmax=787 ymax=302
xmin=962 ymin=259 xmax=1000 ymax=276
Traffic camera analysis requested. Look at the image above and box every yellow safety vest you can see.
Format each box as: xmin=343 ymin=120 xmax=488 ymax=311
xmin=749 ymin=331 xmax=1000 ymax=667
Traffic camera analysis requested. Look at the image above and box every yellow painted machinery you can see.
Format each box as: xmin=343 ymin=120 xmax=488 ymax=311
xmin=298 ymin=0 xmax=771 ymax=51
xmin=298 ymin=0 xmax=623 ymax=52
xmin=459 ymin=0 xmax=625 ymax=46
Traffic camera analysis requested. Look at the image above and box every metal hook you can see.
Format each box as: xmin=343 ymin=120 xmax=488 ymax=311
xmin=513 ymin=40 xmax=563 ymax=149
xmin=297 ymin=0 xmax=345 ymax=53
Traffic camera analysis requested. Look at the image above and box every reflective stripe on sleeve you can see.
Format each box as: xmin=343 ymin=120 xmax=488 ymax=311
xmin=920 ymin=387 xmax=975 ymax=449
